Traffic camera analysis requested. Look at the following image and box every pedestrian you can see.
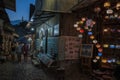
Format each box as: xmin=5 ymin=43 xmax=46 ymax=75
xmin=11 ymin=42 xmax=16 ymax=62
xmin=16 ymin=42 xmax=23 ymax=63
xmin=23 ymin=43 xmax=29 ymax=62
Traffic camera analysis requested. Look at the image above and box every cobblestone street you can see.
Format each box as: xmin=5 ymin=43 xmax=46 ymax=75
xmin=0 ymin=55 xmax=91 ymax=80
xmin=0 ymin=60 xmax=56 ymax=80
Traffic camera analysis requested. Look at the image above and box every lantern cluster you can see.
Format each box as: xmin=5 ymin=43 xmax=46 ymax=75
xmin=74 ymin=18 xmax=96 ymax=38
xmin=74 ymin=18 xmax=104 ymax=63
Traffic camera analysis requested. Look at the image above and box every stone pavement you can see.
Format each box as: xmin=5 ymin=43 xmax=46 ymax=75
xmin=0 ymin=61 xmax=56 ymax=80
xmin=0 ymin=57 xmax=91 ymax=80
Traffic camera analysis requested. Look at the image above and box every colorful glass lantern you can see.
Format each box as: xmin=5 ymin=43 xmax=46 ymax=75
xmin=104 ymin=29 xmax=108 ymax=32
xmin=74 ymin=24 xmax=78 ymax=27
xmin=88 ymin=31 xmax=93 ymax=35
xmin=90 ymin=35 xmax=95 ymax=39
xmin=93 ymin=40 xmax=98 ymax=44
xmin=116 ymin=2 xmax=120 ymax=10
xmin=107 ymin=59 xmax=112 ymax=63
xmin=102 ymin=58 xmax=107 ymax=63
xmin=76 ymin=27 xmax=81 ymax=31
xmin=93 ymin=59 xmax=97 ymax=63
xmin=104 ymin=1 xmax=111 ymax=8
xmin=98 ymin=52 xmax=102 ymax=57
xmin=116 ymin=45 xmax=120 ymax=49
xmin=98 ymin=48 xmax=103 ymax=52
xmin=79 ymin=29 xmax=84 ymax=33
xmin=103 ymin=44 xmax=109 ymax=48
xmin=116 ymin=60 xmax=120 ymax=64
xmin=82 ymin=18 xmax=86 ymax=21
xmin=110 ymin=45 xmax=115 ymax=48
xmin=78 ymin=34 xmax=83 ymax=38
xmin=96 ymin=44 xmax=101 ymax=48
xmin=84 ymin=26 xmax=89 ymax=30
xmin=96 ymin=56 xmax=100 ymax=60
xmin=112 ymin=58 xmax=116 ymax=63
xmin=105 ymin=16 xmax=109 ymax=19
xmin=80 ymin=21 xmax=84 ymax=24
xmin=106 ymin=9 xmax=113 ymax=14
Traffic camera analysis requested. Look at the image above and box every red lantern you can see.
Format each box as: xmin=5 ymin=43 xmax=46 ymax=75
xmin=98 ymin=48 xmax=103 ymax=52
xmin=79 ymin=29 xmax=84 ymax=33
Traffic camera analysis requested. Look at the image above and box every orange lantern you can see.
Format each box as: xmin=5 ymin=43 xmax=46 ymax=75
xmin=104 ymin=1 xmax=111 ymax=8
xmin=90 ymin=35 xmax=95 ymax=39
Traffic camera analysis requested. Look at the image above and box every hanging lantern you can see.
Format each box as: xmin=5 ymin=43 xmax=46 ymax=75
xmin=96 ymin=44 xmax=101 ymax=48
xmin=96 ymin=56 xmax=100 ymax=60
xmin=110 ymin=45 xmax=115 ymax=49
xmin=80 ymin=21 xmax=84 ymax=24
xmin=112 ymin=58 xmax=116 ymax=63
xmin=84 ymin=26 xmax=89 ymax=30
xmin=79 ymin=29 xmax=84 ymax=33
xmin=107 ymin=59 xmax=112 ymax=63
xmin=98 ymin=52 xmax=102 ymax=57
xmin=116 ymin=2 xmax=120 ymax=10
xmin=74 ymin=24 xmax=78 ymax=27
xmin=88 ymin=31 xmax=93 ymax=35
xmin=104 ymin=1 xmax=111 ymax=8
xmin=114 ymin=13 xmax=118 ymax=18
xmin=105 ymin=16 xmax=109 ymax=19
xmin=93 ymin=40 xmax=98 ymax=44
xmin=88 ymin=29 xmax=92 ymax=31
xmin=90 ymin=35 xmax=95 ymax=39
xmin=92 ymin=21 xmax=96 ymax=25
xmin=103 ymin=29 xmax=108 ymax=32
xmin=76 ymin=21 xmax=79 ymax=24
xmin=82 ymin=17 xmax=86 ymax=21
xmin=98 ymin=48 xmax=103 ymax=52
xmin=106 ymin=9 xmax=113 ymax=14
xmin=103 ymin=44 xmax=109 ymax=48
xmin=78 ymin=34 xmax=83 ymax=38
xmin=76 ymin=27 xmax=81 ymax=31
xmin=116 ymin=60 xmax=120 ymax=64
xmin=102 ymin=58 xmax=107 ymax=63
xmin=93 ymin=59 xmax=98 ymax=63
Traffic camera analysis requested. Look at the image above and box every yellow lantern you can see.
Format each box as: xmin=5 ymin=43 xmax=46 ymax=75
xmin=80 ymin=21 xmax=84 ymax=24
xmin=103 ymin=44 xmax=109 ymax=48
xmin=104 ymin=1 xmax=111 ymax=8
xmin=102 ymin=58 xmax=107 ymax=63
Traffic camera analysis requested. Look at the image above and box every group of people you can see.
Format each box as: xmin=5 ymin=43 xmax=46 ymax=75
xmin=11 ymin=42 xmax=29 ymax=63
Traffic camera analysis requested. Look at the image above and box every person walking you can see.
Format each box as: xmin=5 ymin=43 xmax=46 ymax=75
xmin=23 ymin=43 xmax=29 ymax=62
xmin=11 ymin=42 xmax=16 ymax=62
xmin=16 ymin=42 xmax=23 ymax=63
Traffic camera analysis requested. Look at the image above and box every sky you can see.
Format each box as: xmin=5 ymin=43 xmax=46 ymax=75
xmin=6 ymin=0 xmax=35 ymax=21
